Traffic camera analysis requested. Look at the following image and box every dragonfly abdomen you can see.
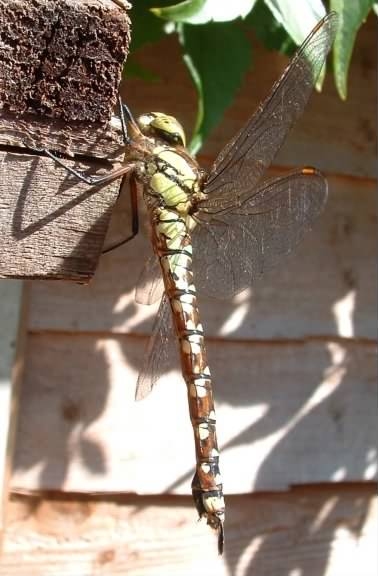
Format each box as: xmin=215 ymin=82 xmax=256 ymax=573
xmin=151 ymin=206 xmax=225 ymax=552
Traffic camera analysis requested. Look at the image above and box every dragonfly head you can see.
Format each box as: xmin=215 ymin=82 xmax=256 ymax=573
xmin=137 ymin=112 xmax=186 ymax=148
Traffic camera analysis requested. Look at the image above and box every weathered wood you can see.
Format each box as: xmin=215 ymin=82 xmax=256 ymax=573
xmin=0 ymin=151 xmax=121 ymax=280
xmin=1 ymin=486 xmax=376 ymax=575
xmin=0 ymin=111 xmax=124 ymax=158
xmin=27 ymin=175 xmax=378 ymax=339
xmin=11 ymin=334 xmax=377 ymax=493
xmin=0 ymin=0 xmax=131 ymax=122
xmin=0 ymin=280 xmax=27 ymax=539
xmin=0 ymin=0 xmax=131 ymax=280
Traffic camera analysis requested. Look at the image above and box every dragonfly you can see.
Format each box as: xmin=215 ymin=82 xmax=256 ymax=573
xmin=35 ymin=12 xmax=338 ymax=554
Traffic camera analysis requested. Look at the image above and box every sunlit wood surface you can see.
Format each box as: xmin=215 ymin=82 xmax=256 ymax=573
xmin=1 ymin=487 xmax=376 ymax=575
xmin=2 ymin=11 xmax=377 ymax=576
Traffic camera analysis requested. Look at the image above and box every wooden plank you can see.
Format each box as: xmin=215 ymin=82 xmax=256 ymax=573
xmin=0 ymin=111 xmax=125 ymax=158
xmin=11 ymin=334 xmax=377 ymax=493
xmin=0 ymin=0 xmax=130 ymax=280
xmin=0 ymin=486 xmax=376 ymax=575
xmin=121 ymin=14 xmax=377 ymax=179
xmin=0 ymin=151 xmax=121 ymax=281
xmin=0 ymin=0 xmax=130 ymax=123
xmin=27 ymin=175 xmax=377 ymax=339
xmin=0 ymin=281 xmax=27 ymax=538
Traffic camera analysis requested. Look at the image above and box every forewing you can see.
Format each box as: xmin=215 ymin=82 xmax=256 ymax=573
xmin=201 ymin=12 xmax=337 ymax=214
xmin=135 ymin=294 xmax=179 ymax=400
xmin=192 ymin=169 xmax=327 ymax=298
xmin=135 ymin=254 xmax=164 ymax=305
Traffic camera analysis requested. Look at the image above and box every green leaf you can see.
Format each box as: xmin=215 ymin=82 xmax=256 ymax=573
xmin=263 ymin=0 xmax=327 ymax=44
xmin=152 ymin=0 xmax=258 ymax=24
xmin=245 ymin=0 xmax=295 ymax=53
xmin=179 ymin=21 xmax=251 ymax=152
xmin=330 ymin=0 xmax=375 ymax=99
xmin=263 ymin=1 xmax=330 ymax=89
xmin=130 ymin=0 xmax=173 ymax=51
xmin=123 ymin=59 xmax=160 ymax=82
xmin=151 ymin=0 xmax=206 ymax=22
xmin=124 ymin=0 xmax=175 ymax=82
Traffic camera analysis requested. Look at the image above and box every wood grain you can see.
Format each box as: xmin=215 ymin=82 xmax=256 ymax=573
xmin=0 ymin=111 xmax=125 ymax=158
xmin=27 ymin=175 xmax=377 ymax=339
xmin=0 ymin=281 xmax=27 ymax=538
xmin=0 ymin=151 xmax=121 ymax=280
xmin=11 ymin=333 xmax=377 ymax=494
xmin=1 ymin=486 xmax=376 ymax=575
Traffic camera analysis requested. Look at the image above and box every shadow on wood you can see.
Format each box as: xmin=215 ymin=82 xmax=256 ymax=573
xmin=0 ymin=149 xmax=121 ymax=281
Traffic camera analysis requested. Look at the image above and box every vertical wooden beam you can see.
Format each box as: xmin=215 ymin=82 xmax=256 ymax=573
xmin=0 ymin=280 xmax=27 ymax=543
xmin=0 ymin=0 xmax=131 ymax=281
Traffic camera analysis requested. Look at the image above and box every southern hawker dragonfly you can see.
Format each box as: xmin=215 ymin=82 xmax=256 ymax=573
xmin=36 ymin=12 xmax=338 ymax=554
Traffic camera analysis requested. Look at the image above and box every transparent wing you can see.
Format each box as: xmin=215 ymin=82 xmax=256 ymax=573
xmin=134 ymin=15 xmax=337 ymax=391
xmin=201 ymin=12 xmax=338 ymax=214
xmin=135 ymin=254 xmax=164 ymax=305
xmin=135 ymin=294 xmax=179 ymax=400
xmin=192 ymin=169 xmax=327 ymax=298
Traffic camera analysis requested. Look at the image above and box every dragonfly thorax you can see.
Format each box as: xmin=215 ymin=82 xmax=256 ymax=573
xmin=143 ymin=145 xmax=201 ymax=215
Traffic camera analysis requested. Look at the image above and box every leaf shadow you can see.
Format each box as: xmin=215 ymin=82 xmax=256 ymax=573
xmin=10 ymin=171 xmax=376 ymax=573
xmin=8 ymin=15 xmax=377 ymax=565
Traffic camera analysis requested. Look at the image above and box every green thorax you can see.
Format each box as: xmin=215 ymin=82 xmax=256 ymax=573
xmin=145 ymin=145 xmax=202 ymax=214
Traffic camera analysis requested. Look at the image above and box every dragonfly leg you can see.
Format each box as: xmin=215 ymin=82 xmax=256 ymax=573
xmin=118 ymin=95 xmax=131 ymax=144
xmin=37 ymin=148 xmax=134 ymax=186
xmin=102 ymin=174 xmax=139 ymax=254
xmin=118 ymin=95 xmax=138 ymax=145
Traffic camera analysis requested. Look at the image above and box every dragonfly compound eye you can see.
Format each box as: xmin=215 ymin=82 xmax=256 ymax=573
xmin=137 ymin=112 xmax=186 ymax=147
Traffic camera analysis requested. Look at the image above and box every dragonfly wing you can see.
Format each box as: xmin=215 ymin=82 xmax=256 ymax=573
xmin=135 ymin=253 xmax=165 ymax=305
xmin=193 ymin=169 xmax=327 ymax=298
xmin=201 ymin=12 xmax=337 ymax=214
xmin=135 ymin=294 xmax=179 ymax=400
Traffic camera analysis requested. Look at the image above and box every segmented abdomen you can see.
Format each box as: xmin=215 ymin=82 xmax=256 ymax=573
xmin=151 ymin=206 xmax=225 ymax=547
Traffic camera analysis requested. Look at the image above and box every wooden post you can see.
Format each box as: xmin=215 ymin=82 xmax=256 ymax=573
xmin=0 ymin=0 xmax=131 ymax=541
xmin=0 ymin=0 xmax=131 ymax=281
xmin=0 ymin=280 xmax=27 ymax=545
